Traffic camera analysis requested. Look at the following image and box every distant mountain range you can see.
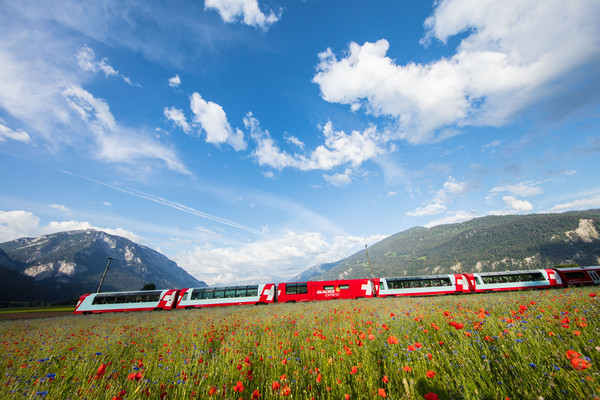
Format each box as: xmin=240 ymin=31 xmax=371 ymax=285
xmin=294 ymin=209 xmax=600 ymax=281
xmin=0 ymin=230 xmax=205 ymax=305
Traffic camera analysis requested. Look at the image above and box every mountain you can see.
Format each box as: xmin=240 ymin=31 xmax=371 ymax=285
xmin=307 ymin=209 xmax=600 ymax=281
xmin=290 ymin=261 xmax=340 ymax=282
xmin=0 ymin=230 xmax=206 ymax=304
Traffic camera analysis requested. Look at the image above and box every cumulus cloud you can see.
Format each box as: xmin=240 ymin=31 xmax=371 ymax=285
xmin=424 ymin=210 xmax=479 ymax=228
xmin=205 ymin=0 xmax=281 ymax=30
xmin=63 ymin=85 xmax=189 ymax=174
xmin=49 ymin=204 xmax=70 ymax=213
xmin=407 ymin=176 xmax=470 ymax=216
xmin=502 ymin=195 xmax=533 ymax=212
xmin=164 ymin=106 xmax=191 ymax=134
xmin=190 ymin=93 xmax=246 ymax=151
xmin=0 ymin=121 xmax=31 ymax=143
xmin=168 ymin=74 xmax=181 ymax=88
xmin=489 ymin=181 xmax=543 ymax=198
xmin=0 ymin=209 xmax=143 ymax=243
xmin=76 ymin=45 xmax=135 ymax=85
xmin=551 ymin=195 xmax=600 ymax=212
xmin=313 ymin=0 xmax=600 ymax=144
xmin=323 ymin=169 xmax=353 ymax=187
xmin=174 ymin=231 xmax=388 ymax=285
xmin=246 ymin=113 xmax=389 ymax=184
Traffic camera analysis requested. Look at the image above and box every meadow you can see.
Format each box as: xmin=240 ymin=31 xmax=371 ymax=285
xmin=1 ymin=288 xmax=598 ymax=400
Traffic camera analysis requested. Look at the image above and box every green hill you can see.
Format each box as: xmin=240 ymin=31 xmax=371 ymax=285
xmin=314 ymin=209 xmax=600 ymax=280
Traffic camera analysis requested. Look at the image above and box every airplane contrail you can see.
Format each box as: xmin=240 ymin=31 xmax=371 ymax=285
xmin=61 ymin=170 xmax=270 ymax=238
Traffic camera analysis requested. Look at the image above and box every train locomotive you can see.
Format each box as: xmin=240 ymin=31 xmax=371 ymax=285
xmin=74 ymin=265 xmax=600 ymax=314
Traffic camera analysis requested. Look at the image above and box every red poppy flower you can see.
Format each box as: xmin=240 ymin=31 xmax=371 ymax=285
xmin=252 ymin=389 xmax=261 ymax=399
xmin=571 ymin=358 xmax=591 ymax=370
xmin=387 ymin=336 xmax=399 ymax=345
xmin=382 ymin=375 xmax=389 ymax=383
xmin=426 ymin=370 xmax=435 ymax=378
xmin=350 ymin=366 xmax=358 ymax=374
xmin=378 ymin=388 xmax=387 ymax=397
xmin=566 ymin=350 xmax=580 ymax=360
xmin=233 ymin=381 xmax=244 ymax=393
xmin=95 ymin=363 xmax=107 ymax=380
xmin=316 ymin=374 xmax=322 ymax=383
xmin=424 ymin=393 xmax=439 ymax=400
xmin=403 ymin=366 xmax=412 ymax=372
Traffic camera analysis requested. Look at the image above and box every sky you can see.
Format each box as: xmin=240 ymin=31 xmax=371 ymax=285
xmin=1 ymin=0 xmax=599 ymax=286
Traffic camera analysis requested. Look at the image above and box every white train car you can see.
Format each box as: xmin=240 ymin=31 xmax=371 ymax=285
xmin=464 ymin=269 xmax=562 ymax=292
xmin=175 ymin=284 xmax=276 ymax=309
xmin=376 ymin=274 xmax=470 ymax=297
xmin=74 ymin=289 xmax=178 ymax=314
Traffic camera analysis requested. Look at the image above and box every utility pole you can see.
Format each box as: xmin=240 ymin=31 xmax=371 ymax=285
xmin=365 ymin=244 xmax=374 ymax=279
xmin=97 ymin=257 xmax=113 ymax=293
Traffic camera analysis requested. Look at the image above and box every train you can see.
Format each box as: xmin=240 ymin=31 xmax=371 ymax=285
xmin=74 ymin=265 xmax=600 ymax=314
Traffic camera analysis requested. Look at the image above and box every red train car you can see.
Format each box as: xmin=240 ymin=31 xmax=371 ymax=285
xmin=376 ymin=274 xmax=470 ymax=297
xmin=277 ymin=279 xmax=375 ymax=303
xmin=554 ymin=266 xmax=600 ymax=286
xmin=175 ymin=284 xmax=276 ymax=309
xmin=74 ymin=289 xmax=178 ymax=314
xmin=464 ymin=269 xmax=561 ymax=293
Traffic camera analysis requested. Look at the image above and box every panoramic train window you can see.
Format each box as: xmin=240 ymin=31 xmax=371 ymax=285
xmin=286 ymin=283 xmax=308 ymax=295
xmin=323 ymin=285 xmax=334 ymax=290
xmin=339 ymin=285 xmax=350 ymax=290
xmin=565 ymin=271 xmax=586 ymax=280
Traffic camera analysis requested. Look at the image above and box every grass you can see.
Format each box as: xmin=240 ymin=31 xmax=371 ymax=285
xmin=0 ymin=305 xmax=75 ymax=314
xmin=0 ymin=287 xmax=599 ymax=399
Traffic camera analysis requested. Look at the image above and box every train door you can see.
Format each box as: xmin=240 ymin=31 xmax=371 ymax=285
xmin=589 ymin=270 xmax=600 ymax=284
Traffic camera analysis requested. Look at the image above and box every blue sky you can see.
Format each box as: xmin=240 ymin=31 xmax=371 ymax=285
xmin=1 ymin=0 xmax=599 ymax=285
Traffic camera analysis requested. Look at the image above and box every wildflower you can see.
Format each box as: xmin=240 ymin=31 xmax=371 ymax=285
xmin=571 ymin=358 xmax=591 ymax=370
xmin=403 ymin=366 xmax=412 ymax=372
xmin=233 ymin=381 xmax=245 ymax=392
xmin=566 ymin=350 xmax=580 ymax=360
xmin=345 ymin=394 xmax=350 ymax=400
xmin=382 ymin=375 xmax=389 ymax=383
xmin=281 ymin=386 xmax=291 ymax=396
xmin=96 ymin=363 xmax=107 ymax=379
xmin=590 ymin=293 xmax=597 ymax=298
xmin=407 ymin=345 xmax=416 ymax=352
xmin=424 ymin=393 xmax=440 ymax=400
xmin=350 ymin=366 xmax=358 ymax=374
xmin=316 ymin=374 xmax=322 ymax=383
xmin=574 ymin=331 xmax=581 ymax=336
xmin=252 ymin=389 xmax=261 ymax=399
xmin=208 ymin=386 xmax=217 ymax=396
xmin=368 ymin=334 xmax=375 ymax=341
xmin=272 ymin=381 xmax=281 ymax=391
xmin=387 ymin=336 xmax=399 ymax=345
xmin=378 ymin=388 xmax=387 ymax=397
xmin=426 ymin=370 xmax=435 ymax=378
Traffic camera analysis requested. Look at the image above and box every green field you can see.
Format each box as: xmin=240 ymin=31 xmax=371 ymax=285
xmin=1 ymin=288 xmax=599 ymax=399
xmin=0 ymin=305 xmax=75 ymax=314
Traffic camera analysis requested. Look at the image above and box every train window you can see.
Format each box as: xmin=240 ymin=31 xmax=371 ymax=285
xmin=235 ymin=288 xmax=247 ymax=297
xmin=532 ymin=272 xmax=544 ymax=281
xmin=213 ymin=290 xmax=225 ymax=299
xmin=422 ymin=280 xmax=431 ymax=287
xmin=323 ymin=285 xmax=334 ymax=290
xmin=442 ymin=278 xmax=451 ymax=286
xmin=339 ymin=285 xmax=349 ymax=290
xmin=402 ymin=281 xmax=410 ymax=289
xmin=225 ymin=289 xmax=236 ymax=298
xmin=247 ymin=286 xmax=259 ymax=296
xmin=92 ymin=295 xmax=106 ymax=305
xmin=286 ymin=283 xmax=308 ymax=295
xmin=565 ymin=271 xmax=586 ymax=279
xmin=201 ymin=290 xmax=213 ymax=299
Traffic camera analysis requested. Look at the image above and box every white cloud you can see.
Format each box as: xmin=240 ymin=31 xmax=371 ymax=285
xmin=0 ymin=121 xmax=31 ymax=143
xmin=63 ymin=85 xmax=189 ymax=174
xmin=164 ymin=106 xmax=191 ymax=134
xmin=0 ymin=209 xmax=143 ymax=244
xmin=551 ymin=195 xmax=600 ymax=212
xmin=502 ymin=195 xmax=533 ymax=212
xmin=313 ymin=0 xmax=600 ymax=143
xmin=49 ymin=204 xmax=70 ymax=213
xmin=190 ymin=92 xmax=247 ymax=151
xmin=76 ymin=45 xmax=135 ymax=86
xmin=407 ymin=176 xmax=469 ymax=217
xmin=407 ymin=203 xmax=447 ymax=217
xmin=204 ymin=0 xmax=281 ymax=30
xmin=246 ymin=113 xmax=389 ymax=184
xmin=168 ymin=74 xmax=181 ymax=88
xmin=424 ymin=210 xmax=479 ymax=228
xmin=174 ymin=231 xmax=388 ymax=285
xmin=284 ymin=133 xmax=304 ymax=149
xmin=323 ymin=168 xmax=352 ymax=187
xmin=489 ymin=181 xmax=543 ymax=197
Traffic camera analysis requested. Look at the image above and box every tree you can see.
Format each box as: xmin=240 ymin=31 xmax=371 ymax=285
xmin=141 ymin=283 xmax=156 ymax=290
